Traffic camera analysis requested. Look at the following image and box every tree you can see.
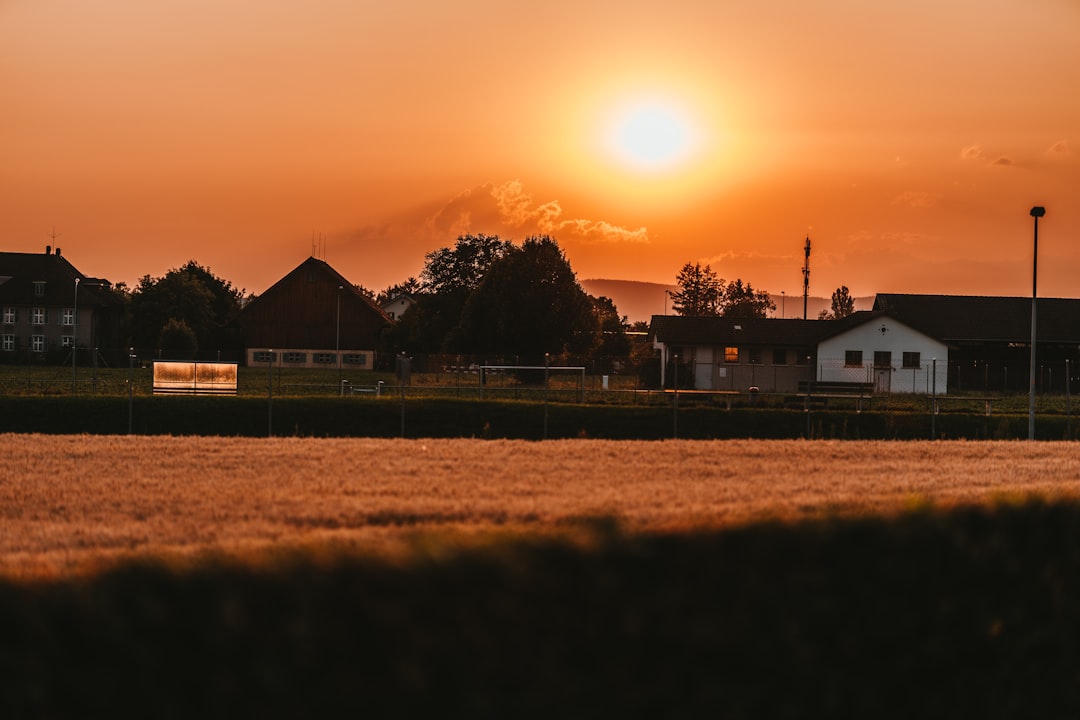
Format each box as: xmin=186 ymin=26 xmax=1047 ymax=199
xmin=820 ymin=285 xmax=856 ymax=320
xmin=719 ymin=279 xmax=776 ymax=318
xmin=455 ymin=236 xmax=598 ymax=357
xmin=388 ymin=235 xmax=512 ymax=354
xmin=421 ymin=233 xmax=512 ymax=295
xmin=670 ymin=262 xmax=722 ymax=316
xmin=158 ymin=318 xmax=198 ymax=360
xmin=591 ymin=295 xmax=631 ymax=359
xmin=129 ymin=261 xmax=243 ymax=357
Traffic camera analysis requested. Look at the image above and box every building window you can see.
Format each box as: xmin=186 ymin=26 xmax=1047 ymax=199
xmin=61 ymin=335 xmax=74 ymax=348
xmin=32 ymin=307 xmax=46 ymax=325
xmin=343 ymin=353 xmax=367 ymax=365
xmin=283 ymin=352 xmax=307 ymax=364
xmin=2 ymin=307 xmax=14 ymax=324
xmin=902 ymin=352 xmax=921 ymax=369
xmin=62 ymin=308 xmax=75 ymax=326
xmin=2 ymin=335 xmax=14 ymax=352
xmin=845 ymin=350 xmax=863 ymax=367
xmin=747 ymin=348 xmax=762 ymax=365
xmin=253 ymin=351 xmax=276 ymax=363
xmin=772 ymin=349 xmax=787 ymax=365
xmin=33 ymin=281 xmax=46 ymax=297
xmin=724 ymin=346 xmax=739 ymax=363
xmin=31 ymin=335 xmax=45 ymax=352
xmin=313 ymin=352 xmax=336 ymax=364
xmin=874 ymin=351 xmax=892 ymax=369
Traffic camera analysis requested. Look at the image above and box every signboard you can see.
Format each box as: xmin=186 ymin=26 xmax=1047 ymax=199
xmin=153 ymin=361 xmax=238 ymax=396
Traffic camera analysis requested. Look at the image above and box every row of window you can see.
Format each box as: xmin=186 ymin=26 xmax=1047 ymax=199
xmin=685 ymin=347 xmax=924 ymax=368
xmin=252 ymin=351 xmax=368 ymax=365
xmin=845 ymin=350 xmax=922 ymax=369
xmin=721 ymin=348 xmax=809 ymax=365
xmin=2 ymin=334 xmax=73 ymax=352
xmin=3 ymin=307 xmax=76 ymax=326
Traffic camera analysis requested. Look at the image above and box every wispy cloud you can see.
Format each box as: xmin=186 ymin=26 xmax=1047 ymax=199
xmin=891 ymin=191 xmax=939 ymax=208
xmin=430 ymin=180 xmax=649 ymax=244
xmin=961 ymin=144 xmax=987 ymax=161
xmin=961 ymin=144 xmax=1013 ymax=167
xmin=1046 ymin=140 xmax=1072 ymax=157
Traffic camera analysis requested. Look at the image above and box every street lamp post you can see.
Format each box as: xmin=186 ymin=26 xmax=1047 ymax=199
xmin=336 ymin=285 xmax=343 ymax=394
xmin=1029 ymin=206 xmax=1045 ymax=440
xmin=72 ymin=277 xmax=80 ymax=393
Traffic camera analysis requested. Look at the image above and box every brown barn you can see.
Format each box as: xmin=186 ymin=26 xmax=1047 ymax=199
xmin=239 ymin=257 xmax=390 ymax=369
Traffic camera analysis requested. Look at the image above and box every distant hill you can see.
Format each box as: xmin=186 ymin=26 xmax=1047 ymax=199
xmin=580 ymin=278 xmax=874 ymax=324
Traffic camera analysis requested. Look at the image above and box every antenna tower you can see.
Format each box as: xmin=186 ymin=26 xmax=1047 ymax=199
xmin=802 ymin=235 xmax=811 ymax=319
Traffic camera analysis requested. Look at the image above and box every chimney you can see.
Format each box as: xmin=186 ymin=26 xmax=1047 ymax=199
xmin=55 ymin=248 xmax=61 ymax=257
xmin=45 ymin=245 xmax=51 ymax=255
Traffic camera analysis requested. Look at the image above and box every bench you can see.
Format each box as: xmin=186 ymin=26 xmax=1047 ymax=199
xmin=797 ymin=381 xmax=874 ymax=395
xmin=792 ymin=381 xmax=874 ymax=411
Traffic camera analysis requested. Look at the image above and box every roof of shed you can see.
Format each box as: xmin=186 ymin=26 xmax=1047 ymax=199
xmin=873 ymin=294 xmax=1080 ymax=343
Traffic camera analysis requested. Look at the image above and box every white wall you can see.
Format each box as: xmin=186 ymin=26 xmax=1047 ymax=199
xmin=817 ymin=318 xmax=949 ymax=394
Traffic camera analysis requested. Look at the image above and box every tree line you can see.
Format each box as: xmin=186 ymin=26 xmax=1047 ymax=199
xmin=115 ymin=237 xmax=854 ymax=361
xmin=669 ymin=261 xmax=855 ymax=321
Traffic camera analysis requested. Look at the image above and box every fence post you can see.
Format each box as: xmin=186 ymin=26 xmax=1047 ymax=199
xmin=673 ymin=353 xmax=679 ymax=439
xmin=267 ymin=349 xmax=273 ymax=437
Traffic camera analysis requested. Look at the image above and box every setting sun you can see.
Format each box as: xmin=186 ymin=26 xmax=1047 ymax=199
xmin=608 ymin=101 xmax=697 ymax=172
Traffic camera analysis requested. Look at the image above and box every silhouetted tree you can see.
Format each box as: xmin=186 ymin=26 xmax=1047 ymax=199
xmin=720 ymin=279 xmax=776 ymax=318
xmin=455 ymin=236 xmax=597 ymax=356
xmin=819 ymin=285 xmax=856 ymax=320
xmin=591 ymin=295 xmax=631 ymax=358
xmin=158 ymin=318 xmax=198 ymax=360
xmin=387 ymin=235 xmax=512 ymax=353
xmin=129 ymin=261 xmax=243 ymax=358
xmin=670 ymin=262 xmax=722 ymax=316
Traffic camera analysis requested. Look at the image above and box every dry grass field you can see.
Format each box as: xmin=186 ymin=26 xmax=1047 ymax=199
xmin=5 ymin=434 xmax=1080 ymax=579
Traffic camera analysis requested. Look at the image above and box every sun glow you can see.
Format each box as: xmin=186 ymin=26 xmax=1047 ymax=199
xmin=605 ymin=98 xmax=700 ymax=173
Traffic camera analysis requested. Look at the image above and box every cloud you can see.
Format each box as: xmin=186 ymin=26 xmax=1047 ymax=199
xmin=961 ymin=145 xmax=987 ymax=161
xmin=429 ymin=180 xmax=649 ymax=245
xmin=891 ymin=191 xmax=939 ymax=208
xmin=961 ymin=143 xmax=1014 ymax=167
xmin=1046 ymin=140 xmax=1072 ymax=157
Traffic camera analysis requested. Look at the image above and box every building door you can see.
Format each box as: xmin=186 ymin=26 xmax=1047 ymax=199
xmin=874 ymin=368 xmax=891 ymax=393
xmin=873 ymin=351 xmax=892 ymax=393
xmin=694 ymin=348 xmax=714 ymax=389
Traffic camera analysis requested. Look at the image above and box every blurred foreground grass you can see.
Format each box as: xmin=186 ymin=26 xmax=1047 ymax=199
xmin=2 ymin=500 xmax=1079 ymax=718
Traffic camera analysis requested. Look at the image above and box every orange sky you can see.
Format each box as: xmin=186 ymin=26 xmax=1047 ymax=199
xmin=2 ymin=0 xmax=1079 ymax=304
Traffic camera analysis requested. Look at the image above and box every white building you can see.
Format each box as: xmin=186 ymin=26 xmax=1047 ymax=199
xmin=817 ymin=315 xmax=949 ymax=394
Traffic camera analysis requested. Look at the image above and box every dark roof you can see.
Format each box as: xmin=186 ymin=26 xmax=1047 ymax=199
xmin=0 ymin=249 xmax=117 ymax=307
xmin=873 ymin=293 xmax=1080 ymax=343
xmin=649 ymin=315 xmax=830 ymax=346
xmin=244 ymin=256 xmax=391 ymax=323
xmin=649 ymin=310 xmax=944 ymax=347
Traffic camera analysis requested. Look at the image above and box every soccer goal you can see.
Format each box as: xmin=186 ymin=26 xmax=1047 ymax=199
xmin=478 ymin=364 xmax=586 ymax=403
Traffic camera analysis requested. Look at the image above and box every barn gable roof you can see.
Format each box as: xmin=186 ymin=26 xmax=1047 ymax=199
xmin=244 ymin=256 xmax=391 ymax=323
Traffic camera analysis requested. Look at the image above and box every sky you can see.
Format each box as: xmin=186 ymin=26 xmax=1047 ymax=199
xmin=2 ymin=0 xmax=1079 ymax=304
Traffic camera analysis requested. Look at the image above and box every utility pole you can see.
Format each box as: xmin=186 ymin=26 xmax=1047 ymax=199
xmin=802 ymin=236 xmax=811 ymax=320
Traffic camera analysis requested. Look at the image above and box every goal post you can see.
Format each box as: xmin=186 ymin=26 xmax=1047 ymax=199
xmin=478 ymin=365 xmax=586 ymax=403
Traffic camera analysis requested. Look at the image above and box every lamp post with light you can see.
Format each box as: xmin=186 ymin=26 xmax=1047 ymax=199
xmin=1029 ymin=206 xmax=1045 ymax=440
